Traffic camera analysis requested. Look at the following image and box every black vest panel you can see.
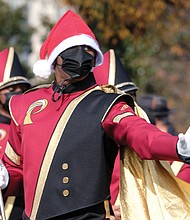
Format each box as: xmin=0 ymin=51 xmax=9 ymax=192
xmin=36 ymin=90 xmax=123 ymax=219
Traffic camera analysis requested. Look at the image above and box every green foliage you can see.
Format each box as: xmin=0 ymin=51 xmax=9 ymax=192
xmin=63 ymin=0 xmax=190 ymax=94
xmin=41 ymin=15 xmax=55 ymax=42
xmin=0 ymin=0 xmax=34 ymax=78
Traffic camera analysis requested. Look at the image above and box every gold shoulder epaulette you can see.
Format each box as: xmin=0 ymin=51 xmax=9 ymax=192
xmin=100 ymin=84 xmax=124 ymax=94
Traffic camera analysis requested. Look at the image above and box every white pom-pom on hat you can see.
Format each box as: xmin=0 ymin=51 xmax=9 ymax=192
xmin=33 ymin=60 xmax=52 ymax=79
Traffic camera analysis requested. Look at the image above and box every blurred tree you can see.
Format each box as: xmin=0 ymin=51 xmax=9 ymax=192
xmin=0 ymin=0 xmax=34 ymax=77
xmin=62 ymin=0 xmax=190 ymax=93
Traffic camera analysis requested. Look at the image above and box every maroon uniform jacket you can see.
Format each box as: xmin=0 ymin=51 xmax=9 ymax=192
xmin=3 ymin=74 xmax=179 ymax=219
xmin=0 ymin=116 xmax=24 ymax=220
xmin=0 ymin=120 xmax=9 ymax=159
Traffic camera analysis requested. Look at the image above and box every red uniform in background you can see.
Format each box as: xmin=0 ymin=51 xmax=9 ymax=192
xmin=0 ymin=47 xmax=31 ymax=220
xmin=0 ymin=121 xmax=9 ymax=159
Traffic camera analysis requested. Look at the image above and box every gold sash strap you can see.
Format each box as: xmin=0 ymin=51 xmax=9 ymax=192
xmin=104 ymin=200 xmax=116 ymax=220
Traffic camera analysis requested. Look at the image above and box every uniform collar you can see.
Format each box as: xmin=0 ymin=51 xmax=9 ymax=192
xmin=52 ymin=72 xmax=97 ymax=94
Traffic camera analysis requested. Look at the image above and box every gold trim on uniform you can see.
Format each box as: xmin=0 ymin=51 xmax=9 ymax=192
xmin=102 ymin=94 xmax=133 ymax=122
xmin=5 ymin=142 xmax=20 ymax=165
xmin=115 ymin=82 xmax=137 ymax=89
xmin=9 ymin=96 xmax=18 ymax=126
xmin=24 ymin=99 xmax=48 ymax=125
xmin=30 ymin=86 xmax=100 ymax=219
xmin=108 ymin=49 xmax=116 ymax=85
xmin=104 ymin=200 xmax=114 ymax=219
xmin=3 ymin=47 xmax=14 ymax=82
xmin=113 ymin=112 xmax=134 ymax=123
xmin=121 ymin=104 xmax=129 ymax=110
xmin=4 ymin=196 xmax=16 ymax=220
xmin=0 ymin=76 xmax=29 ymax=88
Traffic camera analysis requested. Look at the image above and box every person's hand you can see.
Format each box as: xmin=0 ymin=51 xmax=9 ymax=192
xmin=0 ymin=160 xmax=9 ymax=189
xmin=112 ymin=205 xmax=121 ymax=220
xmin=177 ymin=127 xmax=190 ymax=157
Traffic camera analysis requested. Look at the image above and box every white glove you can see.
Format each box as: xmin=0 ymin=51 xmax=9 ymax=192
xmin=177 ymin=127 xmax=190 ymax=157
xmin=0 ymin=160 xmax=9 ymax=189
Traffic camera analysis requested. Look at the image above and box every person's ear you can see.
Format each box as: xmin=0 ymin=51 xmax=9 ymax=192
xmin=56 ymin=56 xmax=63 ymax=65
xmin=53 ymin=56 xmax=63 ymax=69
xmin=53 ymin=58 xmax=57 ymax=69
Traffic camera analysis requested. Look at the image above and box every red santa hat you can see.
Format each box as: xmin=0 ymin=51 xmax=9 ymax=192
xmin=0 ymin=47 xmax=31 ymax=90
xmin=33 ymin=10 xmax=103 ymax=79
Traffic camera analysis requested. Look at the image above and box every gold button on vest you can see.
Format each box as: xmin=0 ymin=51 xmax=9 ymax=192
xmin=62 ymin=163 xmax=69 ymax=170
xmin=63 ymin=189 xmax=69 ymax=197
xmin=63 ymin=177 xmax=69 ymax=184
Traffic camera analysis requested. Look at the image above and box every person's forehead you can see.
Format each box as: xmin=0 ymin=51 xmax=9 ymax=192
xmin=59 ymin=45 xmax=96 ymax=58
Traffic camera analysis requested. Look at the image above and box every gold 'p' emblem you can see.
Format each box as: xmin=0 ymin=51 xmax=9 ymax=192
xmin=24 ymin=99 xmax=48 ymax=125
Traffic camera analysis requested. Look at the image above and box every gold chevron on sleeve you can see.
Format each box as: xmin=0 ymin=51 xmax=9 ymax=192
xmin=113 ymin=112 xmax=134 ymax=123
xmin=5 ymin=142 xmax=20 ymax=165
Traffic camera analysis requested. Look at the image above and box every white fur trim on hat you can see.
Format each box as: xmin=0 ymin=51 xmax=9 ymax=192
xmin=48 ymin=34 xmax=104 ymax=68
xmin=33 ymin=59 xmax=52 ymax=79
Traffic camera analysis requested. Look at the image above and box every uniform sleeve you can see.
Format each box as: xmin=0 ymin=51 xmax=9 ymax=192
xmin=176 ymin=163 xmax=190 ymax=183
xmin=102 ymin=101 xmax=179 ymax=161
xmin=110 ymin=152 xmax=120 ymax=205
xmin=2 ymin=118 xmax=23 ymax=197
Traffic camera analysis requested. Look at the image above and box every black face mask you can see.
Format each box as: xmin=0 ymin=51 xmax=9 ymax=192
xmin=2 ymin=91 xmax=23 ymax=112
xmin=59 ymin=46 xmax=95 ymax=79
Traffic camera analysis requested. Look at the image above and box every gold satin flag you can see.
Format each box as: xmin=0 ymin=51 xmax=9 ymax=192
xmin=119 ymin=103 xmax=190 ymax=220
xmin=120 ymin=148 xmax=190 ymax=220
